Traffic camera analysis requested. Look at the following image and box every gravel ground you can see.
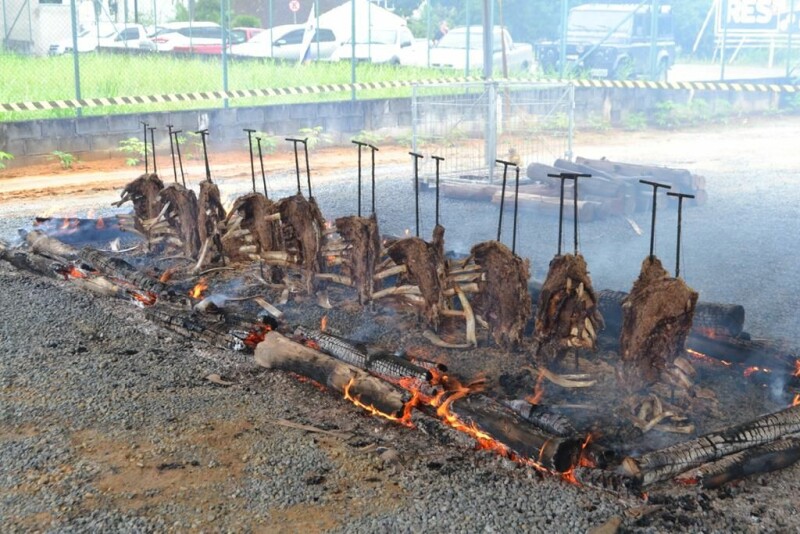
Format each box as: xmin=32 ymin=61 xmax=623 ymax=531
xmin=2 ymin=117 xmax=800 ymax=532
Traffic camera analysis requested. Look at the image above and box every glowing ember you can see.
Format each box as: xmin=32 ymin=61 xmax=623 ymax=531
xmin=61 ymin=264 xmax=87 ymax=279
xmin=243 ymin=324 xmax=273 ymax=349
xmin=685 ymin=349 xmax=732 ymax=367
xmin=561 ymin=434 xmax=596 ymax=484
xmin=189 ymin=278 xmax=208 ymax=299
xmin=159 ymin=268 xmax=177 ymax=283
xmin=343 ymin=377 xmax=414 ymax=427
xmin=95 ymin=217 xmax=105 ymax=230
xmin=320 ymin=315 xmax=328 ymax=332
xmin=794 ymin=360 xmax=800 ymax=378
xmin=793 ymin=394 xmax=799 ymax=407
xmin=743 ymin=366 xmax=771 ymax=378
xmin=129 ymin=290 xmax=157 ymax=306
xmin=525 ymin=373 xmax=546 ymax=405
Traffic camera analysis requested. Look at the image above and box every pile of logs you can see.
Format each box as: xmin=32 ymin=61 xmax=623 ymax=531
xmin=440 ymin=157 xmax=706 ymax=221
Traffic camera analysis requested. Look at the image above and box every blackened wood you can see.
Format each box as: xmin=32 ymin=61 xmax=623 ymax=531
xmin=619 ymin=257 xmax=698 ymax=390
xmin=294 ymin=326 xmax=369 ymax=368
xmin=571 ymin=467 xmax=641 ymax=494
xmin=448 ymin=394 xmax=582 ymax=472
xmin=502 ymin=399 xmax=577 ymax=437
xmin=0 ymin=241 xmax=62 ymax=278
xmin=533 ymin=254 xmax=603 ymax=362
xmin=386 ymin=225 xmax=448 ymax=330
xmin=676 ymin=437 xmax=800 ymax=489
xmin=334 ymin=214 xmax=381 ymax=304
xmin=79 ymin=247 xmax=167 ymax=294
xmin=470 ymin=240 xmax=531 ymax=349
xmin=255 ymin=332 xmax=408 ymax=418
xmin=625 ymin=403 xmax=800 ymax=486
xmin=686 ymin=333 xmax=797 ymax=372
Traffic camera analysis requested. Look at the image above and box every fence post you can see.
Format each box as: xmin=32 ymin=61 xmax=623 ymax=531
xmin=134 ymin=0 xmax=138 ymax=23
xmin=560 ymin=0 xmax=568 ymax=78
xmin=788 ymin=0 xmax=796 ymax=78
xmin=426 ymin=1 xmax=432 ymax=68
xmin=465 ymin=1 xmax=471 ymax=77
xmin=70 ymin=0 xmax=82 ymax=117
xmin=221 ymin=0 xmax=229 ymax=108
xmin=350 ymin=0 xmax=356 ymax=100
xmin=269 ymin=0 xmax=274 ymax=58
xmin=720 ymin=0 xmax=728 ymax=80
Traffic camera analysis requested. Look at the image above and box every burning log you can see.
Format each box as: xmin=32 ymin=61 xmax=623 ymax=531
xmin=225 ymin=193 xmax=283 ymax=262
xmin=255 ymin=332 xmax=409 ymax=419
xmin=0 ymin=240 xmax=62 ymax=279
xmin=158 ymin=183 xmax=201 ymax=257
xmin=470 ymin=241 xmax=531 ymax=349
xmin=622 ymin=403 xmax=800 ymax=486
xmin=502 ymin=399 xmax=577 ymax=437
xmin=675 ymin=437 xmax=800 ymax=489
xmin=686 ymin=333 xmax=798 ymax=373
xmin=111 ymin=173 xmax=165 ymax=233
xmin=597 ymin=289 xmax=745 ymax=339
xmin=334 ymin=215 xmax=381 ymax=304
xmin=277 ymin=194 xmax=325 ymax=294
xmin=533 ymin=254 xmax=603 ymax=362
xmin=386 ymin=225 xmax=448 ymax=330
xmin=197 ymin=181 xmax=227 ymax=264
xmin=619 ymin=257 xmax=698 ymax=391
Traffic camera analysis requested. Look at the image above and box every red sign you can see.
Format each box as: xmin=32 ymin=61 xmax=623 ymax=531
xmin=289 ymin=0 xmax=300 ymax=13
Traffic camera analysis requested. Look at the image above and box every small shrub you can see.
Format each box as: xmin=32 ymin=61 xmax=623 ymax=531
xmin=119 ymin=137 xmax=146 ymax=166
xmin=184 ymin=131 xmax=205 ymax=160
xmin=252 ymin=132 xmax=277 ymax=155
xmin=0 ymin=151 xmax=13 ymax=170
xmin=352 ymin=130 xmax=384 ymax=146
xmin=653 ymin=100 xmax=677 ymax=128
xmin=584 ymin=114 xmax=611 ymax=132
xmin=621 ymin=111 xmax=648 ymax=131
xmin=51 ymin=150 xmax=76 ymax=169
xmin=297 ymin=126 xmax=333 ymax=151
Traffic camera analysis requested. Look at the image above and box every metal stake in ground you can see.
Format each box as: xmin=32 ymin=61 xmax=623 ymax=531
xmin=496 ymin=159 xmax=515 ymax=242
xmin=666 ymin=191 xmax=695 ymax=278
xmin=569 ymin=172 xmax=591 ymax=255
xmin=196 ymin=129 xmax=212 ymax=182
xmin=352 ymin=140 xmax=368 ymax=216
xmin=640 ymin=179 xmax=672 ymax=260
xmin=512 ymin=165 xmax=521 ymax=255
xmin=140 ymin=121 xmax=149 ymax=174
xmin=172 ymin=130 xmax=186 ymax=187
xmin=285 ymin=137 xmax=305 ymax=195
xmin=432 ymin=155 xmax=444 ymax=227
xmin=409 ymin=152 xmax=424 ymax=237
xmin=167 ymin=124 xmax=178 ymax=183
xmin=369 ymin=144 xmax=380 ymax=215
xmin=148 ymin=126 xmax=158 ymax=175
xmin=548 ymin=173 xmax=575 ymax=256
xmin=256 ymin=136 xmax=268 ymax=199
xmin=244 ymin=128 xmax=257 ymax=193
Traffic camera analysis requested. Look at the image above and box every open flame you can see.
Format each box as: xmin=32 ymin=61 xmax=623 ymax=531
xmin=189 ymin=278 xmax=208 ymax=299
xmin=320 ymin=314 xmax=328 ymax=332
xmin=686 ymin=348 xmax=732 ymax=366
xmin=793 ymin=394 xmax=799 ymax=407
xmin=343 ymin=377 xmax=415 ymax=428
xmin=129 ymin=290 xmax=157 ymax=307
xmin=794 ymin=360 xmax=800 ymax=378
xmin=243 ymin=324 xmax=273 ymax=349
xmin=526 ymin=373 xmax=546 ymax=405
xmin=95 ymin=217 xmax=105 ymax=230
xmin=60 ymin=264 xmax=88 ymax=280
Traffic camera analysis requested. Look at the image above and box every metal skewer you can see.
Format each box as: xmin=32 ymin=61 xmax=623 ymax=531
xmin=167 ymin=124 xmax=178 ymax=183
xmin=512 ymin=165 xmax=520 ymax=255
xmin=172 ymin=130 xmax=186 ymax=187
xmin=256 ymin=136 xmax=268 ymax=199
xmin=432 ymin=155 xmax=444 ymax=227
xmin=244 ymin=128 xmax=257 ymax=193
xmin=569 ymin=172 xmax=591 ymax=255
xmin=285 ymin=137 xmax=306 ymax=195
xmin=195 ymin=129 xmax=212 ymax=182
xmin=666 ymin=191 xmax=695 ymax=278
xmin=369 ymin=144 xmax=380 ymax=215
xmin=140 ymin=121 xmax=149 ymax=174
xmin=640 ymin=179 xmax=672 ymax=260
xmin=148 ymin=127 xmax=157 ymax=174
xmin=352 ymin=140 xmax=368 ymax=216
xmin=409 ymin=152 xmax=424 ymax=237
xmin=496 ymin=159 xmax=515 ymax=242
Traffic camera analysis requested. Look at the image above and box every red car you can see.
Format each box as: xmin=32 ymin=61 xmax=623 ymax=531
xmin=172 ymin=27 xmax=263 ymax=54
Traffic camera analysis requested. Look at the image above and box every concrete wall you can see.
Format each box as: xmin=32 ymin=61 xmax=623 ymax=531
xmin=0 ymin=87 xmax=789 ymax=168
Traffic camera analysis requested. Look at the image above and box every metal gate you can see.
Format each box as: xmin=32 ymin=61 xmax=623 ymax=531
xmin=411 ymin=81 xmax=574 ymax=185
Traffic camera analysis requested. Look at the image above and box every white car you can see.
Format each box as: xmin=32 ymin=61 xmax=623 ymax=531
xmin=141 ymin=21 xmax=224 ymax=52
xmin=329 ymin=26 xmax=417 ymax=64
xmin=49 ymin=23 xmax=149 ymax=55
xmin=230 ymin=24 xmax=339 ymax=60
xmin=425 ymin=26 xmax=535 ymax=72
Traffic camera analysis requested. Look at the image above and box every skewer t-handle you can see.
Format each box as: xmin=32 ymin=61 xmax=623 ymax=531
xmin=171 ymin=130 xmax=186 ymax=187
xmin=409 ymin=152 xmax=424 ymax=237
xmin=195 ymin=129 xmax=212 ymax=182
xmin=167 ymin=124 xmax=178 ymax=183
xmin=640 ymin=179 xmax=672 ymax=261
xmin=147 ymin=126 xmax=158 ymax=175
xmin=285 ymin=137 xmax=308 ymax=196
xmin=666 ymin=191 xmax=695 ymax=278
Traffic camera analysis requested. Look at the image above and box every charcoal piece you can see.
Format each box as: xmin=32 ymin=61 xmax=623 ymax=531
xmin=334 ymin=214 xmax=381 ymax=304
xmin=533 ymin=253 xmax=603 ymax=362
xmin=470 ymin=240 xmax=531 ymax=349
xmin=113 ymin=173 xmax=164 ymax=232
xmin=158 ymin=183 xmax=201 ymax=257
xmin=619 ymin=256 xmax=698 ymax=390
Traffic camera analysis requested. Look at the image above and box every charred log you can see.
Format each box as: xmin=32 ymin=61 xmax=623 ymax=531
xmin=0 ymin=239 xmax=63 ymax=278
xmin=598 ymin=289 xmax=745 ymax=339
xmin=112 ymin=174 xmax=165 ymax=232
xmin=469 ymin=241 xmax=531 ymax=349
xmin=675 ymin=437 xmax=800 ymax=489
xmin=619 ymin=257 xmax=698 ymax=391
xmin=334 ymin=215 xmax=381 ymax=304
xmin=255 ymin=332 xmax=409 ymax=418
xmin=79 ymin=247 xmax=167 ymax=294
xmin=502 ymin=399 xmax=577 ymax=437
xmin=278 ymin=194 xmax=325 ymax=294
xmin=533 ymin=254 xmax=603 ymax=362
xmin=386 ymin=225 xmax=448 ymax=329
xmin=686 ymin=333 xmax=798 ymax=373
xmin=158 ymin=183 xmax=201 ymax=257
xmin=294 ymin=326 xmax=369 ymax=368
xmin=571 ymin=467 xmax=641 ymax=495
xmin=623 ymin=403 xmax=800 ymax=486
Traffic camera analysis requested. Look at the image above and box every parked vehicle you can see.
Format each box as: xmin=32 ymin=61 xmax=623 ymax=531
xmin=424 ymin=26 xmax=534 ymax=72
xmin=535 ymin=3 xmax=675 ymax=80
xmin=230 ymin=24 xmax=339 ymax=61
xmin=172 ymin=27 xmax=262 ymax=55
xmin=48 ymin=23 xmax=147 ymax=55
xmin=141 ymin=21 xmax=224 ymax=52
xmin=329 ymin=26 xmax=417 ymax=64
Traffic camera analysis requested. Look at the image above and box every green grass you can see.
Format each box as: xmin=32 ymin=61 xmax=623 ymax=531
xmin=0 ymin=52 xmax=535 ymax=122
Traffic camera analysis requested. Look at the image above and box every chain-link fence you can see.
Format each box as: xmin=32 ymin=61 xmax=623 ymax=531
xmin=412 ymin=81 xmax=573 ymax=183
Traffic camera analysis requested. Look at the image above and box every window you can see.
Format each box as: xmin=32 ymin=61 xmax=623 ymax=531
xmin=40 ymin=1 xmax=63 ymax=4
xmin=230 ymin=29 xmax=247 ymax=45
xmin=276 ymin=29 xmax=305 ymax=45
xmin=117 ymin=28 xmax=140 ymax=41
xmin=316 ymin=29 xmax=336 ymax=43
